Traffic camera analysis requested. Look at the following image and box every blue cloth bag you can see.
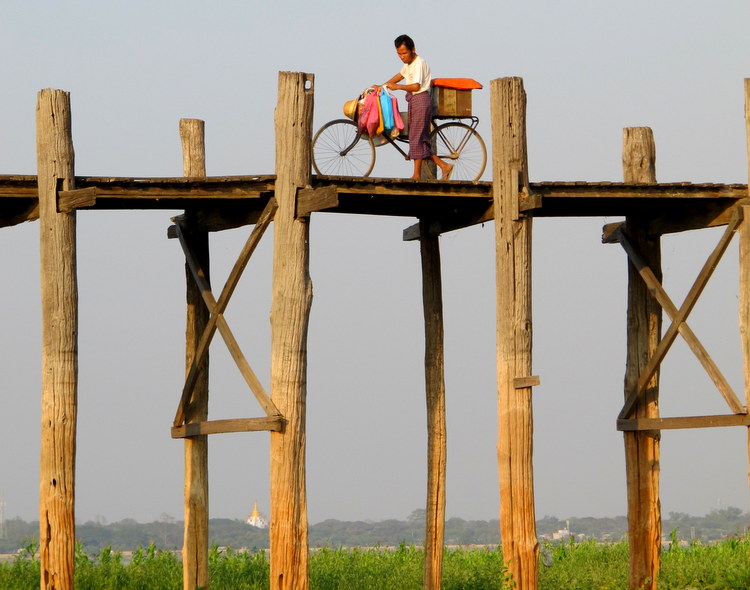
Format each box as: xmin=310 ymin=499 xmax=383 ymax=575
xmin=380 ymin=87 xmax=395 ymax=132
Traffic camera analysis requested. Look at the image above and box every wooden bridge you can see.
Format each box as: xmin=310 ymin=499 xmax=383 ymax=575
xmin=3 ymin=173 xmax=744 ymax=231
xmin=4 ymin=75 xmax=750 ymax=590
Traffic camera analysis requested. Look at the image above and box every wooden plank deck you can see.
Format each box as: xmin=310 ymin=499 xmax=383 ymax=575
xmin=1 ymin=174 xmax=746 ymax=235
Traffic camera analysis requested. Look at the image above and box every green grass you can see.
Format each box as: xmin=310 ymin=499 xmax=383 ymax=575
xmin=538 ymin=535 xmax=750 ymax=590
xmin=538 ymin=539 xmax=632 ymax=589
xmin=309 ymin=543 xmax=511 ymax=590
xmin=658 ymin=535 xmax=750 ymax=590
xmin=3 ymin=536 xmax=750 ymax=589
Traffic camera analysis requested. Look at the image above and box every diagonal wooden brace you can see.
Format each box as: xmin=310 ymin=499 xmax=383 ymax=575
xmin=173 ymin=198 xmax=280 ymax=426
xmin=174 ymin=200 xmax=279 ymax=425
xmin=617 ymin=209 xmax=746 ymax=420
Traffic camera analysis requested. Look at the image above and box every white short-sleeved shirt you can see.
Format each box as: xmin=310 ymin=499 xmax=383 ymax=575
xmin=399 ymin=55 xmax=431 ymax=94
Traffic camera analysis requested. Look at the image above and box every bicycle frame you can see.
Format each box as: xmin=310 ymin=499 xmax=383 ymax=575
xmin=378 ymin=115 xmax=480 ymax=161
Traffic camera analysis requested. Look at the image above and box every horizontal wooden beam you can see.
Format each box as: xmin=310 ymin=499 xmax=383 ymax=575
xmin=1 ymin=175 xmax=275 ymax=215
xmin=171 ymin=416 xmax=285 ymax=438
xmin=296 ymin=185 xmax=338 ymax=217
xmin=618 ymin=413 xmax=750 ymax=431
xmin=168 ymin=204 xmax=270 ymax=235
xmin=3 ymin=175 xmax=746 ymax=201
xmin=0 ymin=175 xmax=39 ymax=198
xmin=527 ymin=183 xmax=746 ymax=223
xmin=403 ymin=220 xmax=434 ymax=241
xmin=514 ymin=376 xmax=540 ymax=388
xmin=311 ymin=175 xmax=491 ymax=199
xmin=2 ymin=175 xmax=748 ymax=227
xmin=74 ymin=175 xmax=275 ymax=199
xmin=0 ymin=201 xmax=38 ymax=227
xmin=603 ymin=200 xmax=742 ymax=241
xmin=58 ymin=187 xmax=97 ymax=213
xmin=403 ymin=205 xmax=494 ymax=240
xmin=602 ymin=222 xmax=625 ymax=244
xmin=644 ymin=200 xmax=738 ymax=236
xmin=517 ymin=193 xmax=542 ymax=213
xmin=531 ymin=181 xmax=747 ymax=200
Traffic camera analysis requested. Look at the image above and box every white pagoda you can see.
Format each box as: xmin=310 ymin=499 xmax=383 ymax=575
xmin=246 ymin=500 xmax=268 ymax=529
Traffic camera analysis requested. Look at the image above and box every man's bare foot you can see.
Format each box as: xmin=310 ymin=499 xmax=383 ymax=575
xmin=441 ymin=164 xmax=454 ymax=180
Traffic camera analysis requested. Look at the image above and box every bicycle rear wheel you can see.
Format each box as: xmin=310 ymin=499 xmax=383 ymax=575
xmin=429 ymin=122 xmax=486 ymax=182
xmin=312 ymin=119 xmax=375 ymax=177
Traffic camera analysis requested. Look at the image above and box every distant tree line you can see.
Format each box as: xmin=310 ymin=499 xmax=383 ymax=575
xmin=2 ymin=508 xmax=748 ymax=554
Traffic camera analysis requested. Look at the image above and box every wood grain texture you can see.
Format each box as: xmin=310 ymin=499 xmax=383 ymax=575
xmin=618 ymin=414 xmax=750 ymax=431
xmin=269 ymin=72 xmax=314 ymax=590
xmin=296 ymin=185 xmax=338 ymax=217
xmin=179 ymin=118 xmax=209 ymax=590
xmin=623 ymin=128 xmax=656 ymax=184
xmin=743 ymin=77 xmax=750 ymax=497
xmin=172 ymin=417 xmax=284 ymax=437
xmin=57 ymin=187 xmax=97 ymax=213
xmin=513 ymin=376 xmax=540 ymax=389
xmin=490 ymin=77 xmax=538 ymax=590
xmin=419 ymin=220 xmax=447 ymax=590
xmin=622 ymin=127 xmax=661 ymax=590
xmin=37 ymin=88 xmax=78 ymax=590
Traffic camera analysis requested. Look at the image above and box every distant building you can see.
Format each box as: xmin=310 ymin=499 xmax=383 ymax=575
xmin=551 ymin=520 xmax=571 ymax=541
xmin=247 ymin=500 xmax=268 ymax=529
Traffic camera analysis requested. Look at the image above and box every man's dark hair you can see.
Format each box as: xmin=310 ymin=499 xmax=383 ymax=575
xmin=394 ymin=35 xmax=415 ymax=51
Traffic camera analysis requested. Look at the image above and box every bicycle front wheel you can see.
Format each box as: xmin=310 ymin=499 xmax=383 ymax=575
xmin=430 ymin=122 xmax=487 ymax=182
xmin=312 ymin=119 xmax=375 ymax=177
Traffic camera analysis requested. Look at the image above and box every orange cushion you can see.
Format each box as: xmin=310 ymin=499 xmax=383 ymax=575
xmin=432 ymin=78 xmax=483 ymax=90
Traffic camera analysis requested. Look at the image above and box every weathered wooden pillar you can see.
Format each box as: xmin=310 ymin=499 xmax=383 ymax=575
xmin=490 ymin=77 xmax=538 ymax=590
xmin=180 ymin=118 xmax=210 ymax=590
xmin=741 ymin=80 xmax=750 ymax=495
xmin=270 ymin=71 xmax=314 ymax=590
xmin=419 ymin=220 xmax=447 ymax=590
xmin=37 ymin=88 xmax=78 ymax=590
xmin=622 ymin=127 xmax=662 ymax=590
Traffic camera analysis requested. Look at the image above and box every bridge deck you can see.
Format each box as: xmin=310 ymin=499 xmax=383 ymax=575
xmin=1 ymin=174 xmax=745 ymax=235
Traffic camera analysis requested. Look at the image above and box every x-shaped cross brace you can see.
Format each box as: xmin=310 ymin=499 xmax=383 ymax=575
xmin=173 ymin=198 xmax=281 ymax=427
xmin=616 ymin=206 xmax=746 ymax=421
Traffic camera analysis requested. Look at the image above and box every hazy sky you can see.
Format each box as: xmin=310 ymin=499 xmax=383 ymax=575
xmin=2 ymin=1 xmax=750 ymax=527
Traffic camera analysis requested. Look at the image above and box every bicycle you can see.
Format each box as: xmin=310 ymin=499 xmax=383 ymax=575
xmin=312 ymin=84 xmax=487 ymax=182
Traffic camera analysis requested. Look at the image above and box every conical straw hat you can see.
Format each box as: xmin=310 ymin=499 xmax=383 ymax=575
xmin=343 ymin=98 xmax=359 ymax=120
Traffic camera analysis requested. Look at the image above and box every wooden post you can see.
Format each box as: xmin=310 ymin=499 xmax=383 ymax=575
xmin=419 ymin=221 xmax=447 ymax=590
xmin=741 ymin=79 xmax=750 ymax=496
xmin=622 ymin=127 xmax=662 ymax=590
xmin=180 ymin=118 xmax=210 ymax=590
xmin=490 ymin=77 xmax=538 ymax=590
xmin=269 ymin=71 xmax=314 ymax=590
xmin=37 ymin=88 xmax=78 ymax=590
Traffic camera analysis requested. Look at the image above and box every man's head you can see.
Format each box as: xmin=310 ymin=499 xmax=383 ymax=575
xmin=394 ymin=34 xmax=416 ymax=64
xmin=394 ymin=34 xmax=415 ymax=51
